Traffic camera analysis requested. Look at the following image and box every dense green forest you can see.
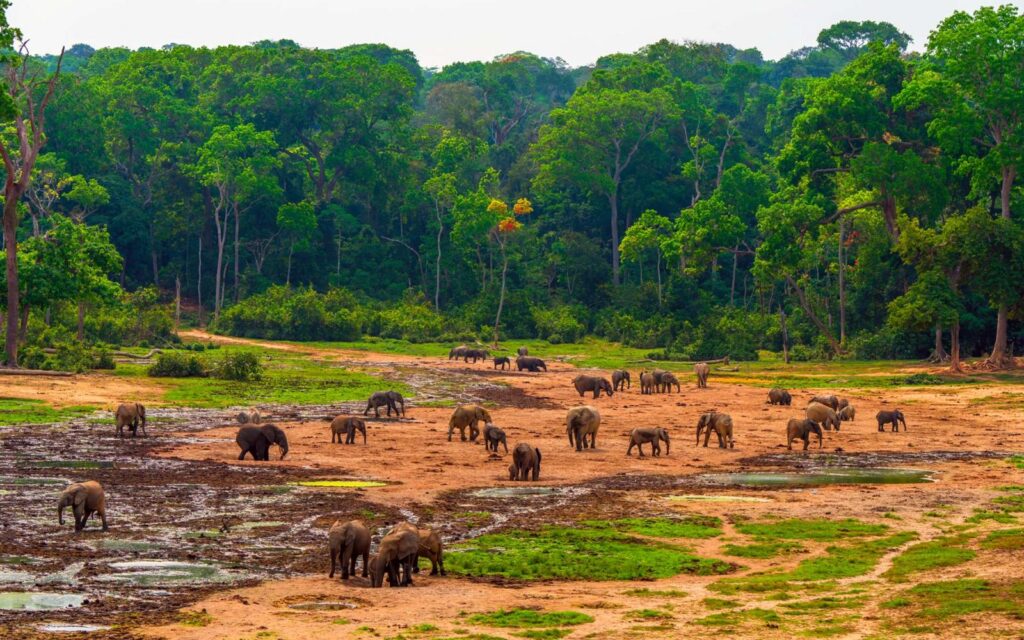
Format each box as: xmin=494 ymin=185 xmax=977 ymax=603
xmin=1 ymin=4 xmax=1022 ymax=369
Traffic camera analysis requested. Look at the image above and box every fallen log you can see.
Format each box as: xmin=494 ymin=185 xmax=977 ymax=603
xmin=0 ymin=368 xmax=74 ymax=377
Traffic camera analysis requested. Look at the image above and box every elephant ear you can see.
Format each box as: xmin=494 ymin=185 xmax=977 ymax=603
xmin=72 ymin=486 xmax=88 ymax=508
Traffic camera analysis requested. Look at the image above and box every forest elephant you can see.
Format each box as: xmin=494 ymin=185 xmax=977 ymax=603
xmin=640 ymin=371 xmax=656 ymax=394
xmin=463 ymin=348 xmax=489 ymax=363
xmin=516 ymin=356 xmax=547 ymax=372
xmin=651 ymin=369 xmax=669 ymax=392
xmin=805 ymin=402 xmax=840 ymax=432
xmin=330 ymin=416 xmax=367 ymax=444
xmin=236 ymin=409 xmax=261 ymax=424
xmin=58 ymin=480 xmax=108 ymax=533
xmin=449 ymin=345 xmax=467 ymax=360
xmin=364 ymin=391 xmax=399 ymax=418
xmin=627 ymin=427 xmax=670 ymax=457
xmin=493 ymin=356 xmax=511 ymax=370
xmin=510 ymin=443 xmax=542 ymax=481
xmin=448 ymin=404 xmax=492 ymax=442
xmin=572 ymin=375 xmax=614 ymax=399
xmin=696 ymin=412 xmax=734 ymax=448
xmin=566 ymin=405 xmax=601 ymax=452
xmin=694 ymin=362 xmax=710 ymax=388
xmin=787 ymin=418 xmax=823 ymax=451
xmin=385 ymin=391 xmax=406 ymax=417
xmin=808 ymin=395 xmax=839 ymax=411
xmin=413 ymin=527 xmax=445 ymax=576
xmin=838 ymin=405 xmax=856 ymax=422
xmin=114 ymin=402 xmax=147 ymax=438
xmin=236 ymin=424 xmax=289 ymax=460
xmin=612 ymin=370 xmax=631 ymax=391
xmin=483 ymin=423 xmax=509 ymax=454
xmin=837 ymin=398 xmax=850 ymax=411
xmin=328 ymin=519 xmax=371 ymax=580
xmin=370 ymin=522 xmax=420 ymax=588
xmin=876 ymin=409 xmax=907 ymax=432
xmin=517 ymin=346 xmax=529 ymax=357
xmin=767 ymin=388 xmax=792 ymax=405
xmin=659 ymin=372 xmax=681 ymax=393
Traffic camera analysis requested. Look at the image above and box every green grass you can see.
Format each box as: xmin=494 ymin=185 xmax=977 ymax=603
xmin=179 ymin=611 xmax=213 ymax=627
xmin=453 ymin=511 xmax=492 ymax=527
xmin=722 ymin=541 xmax=806 ymax=559
xmin=466 ymin=609 xmax=593 ymax=628
xmin=623 ymin=588 xmax=688 ymax=598
xmin=585 ymin=516 xmax=722 ymax=539
xmin=624 ymin=608 xmax=674 ymax=620
xmin=702 ymin=598 xmax=739 ymax=610
xmin=735 ymin=518 xmax=888 ymax=542
xmin=982 ymin=528 xmax=1024 ymax=550
xmin=513 ymin=630 xmax=572 ymax=640
xmin=1008 ymin=455 xmax=1024 ymax=470
xmin=0 ymin=397 xmax=97 ymax=426
xmin=883 ymin=536 xmax=975 ymax=582
xmin=779 ymin=596 xmax=865 ymax=615
xmin=445 ymin=524 xmax=733 ymax=581
xmin=695 ymin=608 xmax=782 ymax=628
xmin=883 ymin=579 xmax=1024 ymax=622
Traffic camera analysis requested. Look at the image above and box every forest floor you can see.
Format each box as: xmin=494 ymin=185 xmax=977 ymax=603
xmin=2 ymin=333 xmax=1024 ymax=639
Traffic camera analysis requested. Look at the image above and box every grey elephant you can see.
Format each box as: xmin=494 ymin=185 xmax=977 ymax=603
xmin=114 ymin=402 xmax=147 ymax=438
xmin=517 ymin=346 xmax=529 ymax=357
xmin=659 ymin=372 xmax=681 ymax=393
xmin=612 ymin=370 xmax=631 ymax=391
xmin=640 ymin=371 xmax=656 ymax=394
xmin=58 ymin=480 xmax=108 ymax=532
xmin=767 ymin=388 xmax=792 ymax=405
xmin=572 ymin=375 xmax=613 ymax=399
xmin=328 ymin=519 xmax=371 ymax=580
xmin=449 ymin=345 xmax=468 ymax=360
xmin=483 ymin=423 xmax=509 ymax=453
xmin=330 ymin=416 xmax=367 ymax=444
xmin=370 ymin=522 xmax=420 ymax=588
xmin=838 ymin=398 xmax=850 ymax=411
xmin=787 ymin=418 xmax=823 ymax=450
xmin=386 ymin=391 xmax=406 ymax=417
xmin=627 ymin=427 xmax=670 ymax=457
xmin=510 ymin=443 xmax=542 ymax=481
xmin=696 ymin=412 xmax=734 ymax=448
xmin=694 ymin=362 xmax=710 ymax=389
xmin=516 ymin=356 xmax=547 ymax=372
xmin=808 ymin=394 xmax=839 ymax=411
xmin=838 ymin=405 xmax=856 ymax=422
xmin=494 ymin=356 xmax=511 ymax=370
xmin=651 ymin=369 xmax=669 ymax=392
xmin=566 ymin=405 xmax=600 ymax=451
xmin=463 ymin=348 xmax=489 ymax=363
xmin=806 ymin=402 xmax=840 ymax=432
xmin=236 ymin=424 xmax=289 ymax=460
xmin=876 ymin=409 xmax=907 ymax=432
xmin=412 ymin=527 xmax=445 ymax=576
xmin=364 ymin=391 xmax=399 ymax=418
xmin=236 ymin=409 xmax=261 ymax=424
xmin=448 ymin=404 xmax=492 ymax=442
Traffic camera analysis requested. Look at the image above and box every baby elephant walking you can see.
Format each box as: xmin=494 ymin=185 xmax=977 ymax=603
xmin=330 ymin=416 xmax=367 ymax=444
xmin=876 ymin=409 xmax=907 ymax=432
xmin=483 ymin=423 xmax=509 ymax=453
xmin=612 ymin=370 xmax=631 ymax=391
xmin=786 ymin=418 xmax=823 ymax=451
xmin=493 ymin=356 xmax=511 ymax=370
xmin=627 ymin=427 xmax=670 ymax=457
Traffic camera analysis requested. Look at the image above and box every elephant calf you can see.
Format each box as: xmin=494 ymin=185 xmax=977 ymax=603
xmin=328 ymin=519 xmax=371 ymax=580
xmin=510 ymin=443 xmax=542 ymax=481
xmin=627 ymin=427 xmax=670 ymax=457
xmin=640 ymin=371 xmax=657 ymax=395
xmin=236 ymin=424 xmax=289 ymax=460
xmin=448 ymin=404 xmax=492 ymax=442
xmin=767 ymin=388 xmax=792 ymax=405
xmin=236 ymin=409 xmax=261 ymax=424
xmin=371 ymin=522 xmax=420 ymax=588
xmin=696 ymin=412 xmax=734 ymax=448
xmin=58 ymin=480 xmax=107 ymax=532
xmin=114 ymin=402 xmax=147 ymax=438
xmin=612 ymin=369 xmax=631 ymax=391
xmin=516 ymin=356 xmax=547 ymax=372
xmin=806 ymin=402 xmax=841 ymax=432
xmin=876 ymin=409 xmax=907 ymax=432
xmin=330 ymin=416 xmax=367 ymax=444
xmin=838 ymin=405 xmax=856 ymax=422
xmin=483 ymin=423 xmax=509 ymax=454
xmin=659 ymin=372 xmax=681 ymax=393
xmin=787 ymin=418 xmax=823 ymax=451
xmin=694 ymin=362 xmax=710 ymax=389
xmin=572 ymin=375 xmax=614 ymax=399
xmin=364 ymin=391 xmax=399 ymax=418
xmin=493 ymin=356 xmax=511 ymax=370
xmin=413 ymin=527 xmax=445 ymax=576
xmin=566 ymin=405 xmax=601 ymax=451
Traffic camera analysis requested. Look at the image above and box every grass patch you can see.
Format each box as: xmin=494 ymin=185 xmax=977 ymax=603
xmin=624 ymin=608 xmax=673 ymax=620
xmin=695 ymin=608 xmax=782 ymax=628
xmin=0 ymin=397 xmax=96 ymax=426
xmin=780 ymin=597 xmax=865 ymax=615
xmin=623 ymin=588 xmax=687 ymax=598
xmin=883 ymin=536 xmax=975 ymax=582
xmin=291 ymin=480 xmax=387 ymax=488
xmin=513 ymin=631 xmax=572 ymax=640
xmin=445 ymin=524 xmax=733 ymax=581
xmin=722 ymin=541 xmax=805 ymax=559
xmin=885 ymin=579 xmax=1024 ymax=623
xmin=982 ymin=528 xmax=1024 ymax=550
xmin=966 ymin=509 xmax=1017 ymax=524
xmin=466 ymin=609 xmax=593 ymax=628
xmin=702 ymin=598 xmax=739 ymax=610
xmin=585 ymin=516 xmax=722 ymax=539
xmin=179 ymin=611 xmax=213 ymax=627
xmin=454 ymin=511 xmax=492 ymax=527
xmin=1008 ymin=455 xmax=1024 ymax=470
xmin=735 ymin=518 xmax=887 ymax=542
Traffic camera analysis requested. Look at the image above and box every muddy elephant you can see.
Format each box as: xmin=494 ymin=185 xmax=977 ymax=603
xmin=494 ymin=356 xmax=511 ymax=370
xmin=330 ymin=416 xmax=367 ymax=444
xmin=413 ymin=527 xmax=445 ymax=576
xmin=640 ymin=371 xmax=656 ymax=395
xmin=236 ymin=424 xmax=289 ymax=460
xmin=510 ymin=443 xmax=542 ymax=481
xmin=328 ymin=519 xmax=371 ymax=580
xmin=236 ymin=409 xmax=261 ymax=425
xmin=837 ymin=398 xmax=850 ymax=411
xmin=806 ymin=402 xmax=840 ymax=432
xmin=838 ymin=405 xmax=856 ymax=422
xmin=386 ymin=391 xmax=406 ymax=417
xmin=364 ymin=391 xmax=398 ymax=418
xmin=659 ymin=372 xmax=681 ymax=393
xmin=482 ymin=423 xmax=508 ymax=454
xmin=627 ymin=427 xmax=670 ymax=457
xmin=767 ymin=388 xmax=792 ymax=405
xmin=573 ymin=375 xmax=614 ymax=399
xmin=463 ymin=348 xmax=489 ymax=363
xmin=448 ymin=404 xmax=492 ymax=442
xmin=448 ymin=345 xmax=467 ymax=360
xmin=516 ymin=356 xmax=547 ymax=372
xmin=58 ymin=480 xmax=107 ymax=533
xmin=114 ymin=402 xmax=147 ymax=438
xmin=370 ymin=522 xmax=420 ymax=588
xmin=612 ymin=370 xmax=631 ymax=391
xmin=787 ymin=418 xmax=823 ymax=451
xmin=517 ymin=346 xmax=529 ymax=357
xmin=696 ymin=412 xmax=734 ymax=448
xmin=566 ymin=405 xmax=601 ymax=451
xmin=808 ymin=395 xmax=839 ymax=411
xmin=876 ymin=409 xmax=907 ymax=432
xmin=694 ymin=362 xmax=710 ymax=389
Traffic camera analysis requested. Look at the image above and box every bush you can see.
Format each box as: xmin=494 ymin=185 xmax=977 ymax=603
xmin=532 ymin=305 xmax=586 ymax=344
xmin=846 ymin=327 xmax=931 ymax=360
xmin=217 ymin=285 xmax=365 ymax=341
xmin=667 ymin=309 xmax=776 ymax=362
xmin=213 ymin=352 xmax=264 ymax=382
xmin=594 ymin=312 xmax=672 ymax=348
xmin=92 ymin=349 xmax=117 ymax=370
xmin=378 ymin=303 xmax=445 ymax=342
xmin=52 ymin=342 xmax=96 ymax=373
xmin=20 ymin=346 xmax=51 ymax=370
xmin=148 ymin=351 xmax=206 ymax=377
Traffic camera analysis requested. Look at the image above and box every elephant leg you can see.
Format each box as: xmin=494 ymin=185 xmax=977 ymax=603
xmin=362 ymin=551 xmax=370 ymax=577
xmin=637 ymin=442 xmax=645 ymax=458
xmin=341 ymin=547 xmax=352 ymax=579
xmin=502 ymin=440 xmax=508 ymax=454
xmin=627 ymin=440 xmax=635 ymax=456
xmin=238 ymin=447 xmax=248 ymax=460
xmin=574 ymin=427 xmax=583 ymax=452
xmin=386 ymin=561 xmax=400 ymax=588
xmin=412 ymin=552 xmax=420 ymax=574
xmin=329 ymin=547 xmax=338 ymax=578
xmin=531 ymin=463 xmax=539 ymax=481
xmin=803 ymin=436 xmax=810 ymax=451
xmin=716 ymin=430 xmax=725 ymax=448
xmin=98 ymin=509 xmax=108 ymax=531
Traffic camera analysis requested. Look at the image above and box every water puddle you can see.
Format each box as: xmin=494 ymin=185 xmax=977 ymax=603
xmin=37 ymin=623 xmax=111 ymax=633
xmin=668 ymin=494 xmax=771 ymax=503
xmin=291 ymin=480 xmax=387 ymax=488
xmin=471 ymin=486 xmax=562 ymax=498
xmin=0 ymin=569 xmax=36 ymax=585
xmin=698 ymin=468 xmax=933 ymax=488
xmin=0 ymin=592 xmax=85 ymax=611
xmin=96 ymin=539 xmax=162 ymax=552
xmin=98 ymin=561 xmax=233 ymax=587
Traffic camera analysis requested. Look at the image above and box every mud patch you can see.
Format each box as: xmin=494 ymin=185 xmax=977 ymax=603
xmin=0 ymin=592 xmax=85 ymax=611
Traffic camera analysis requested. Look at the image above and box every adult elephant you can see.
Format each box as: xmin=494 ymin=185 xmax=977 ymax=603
xmin=448 ymin=404 xmax=492 ymax=442
xmin=696 ymin=412 xmax=734 ymax=448
xmin=876 ymin=409 xmax=907 ymax=432
xmin=364 ymin=391 xmax=399 ymax=418
xmin=659 ymin=372 xmax=681 ymax=393
xmin=328 ymin=519 xmax=371 ymax=580
xmin=370 ymin=522 xmax=420 ymax=588
xmin=572 ymin=375 xmax=613 ymax=399
xmin=330 ymin=416 xmax=367 ymax=444
xmin=57 ymin=480 xmax=108 ymax=532
xmin=448 ymin=345 xmax=468 ymax=360
xmin=114 ymin=402 xmax=147 ymax=438
xmin=808 ymin=395 xmax=839 ymax=411
xmin=627 ymin=427 xmax=670 ymax=457
xmin=806 ymin=402 xmax=840 ymax=432
xmin=516 ymin=356 xmax=547 ymax=372
xmin=463 ymin=348 xmax=489 ymax=363
xmin=566 ymin=405 xmax=601 ymax=451
xmin=236 ymin=424 xmax=289 ymax=460
xmin=385 ymin=391 xmax=406 ymax=417
xmin=640 ymin=371 xmax=656 ymax=395
xmin=412 ymin=527 xmax=445 ymax=576
xmin=767 ymin=388 xmax=792 ymax=405
xmin=612 ymin=370 xmax=631 ymax=391
xmin=694 ymin=362 xmax=710 ymax=389
xmin=509 ymin=443 xmax=542 ymax=481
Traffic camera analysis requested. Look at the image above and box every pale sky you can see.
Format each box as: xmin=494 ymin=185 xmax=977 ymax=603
xmin=11 ymin=0 xmax=1019 ymax=69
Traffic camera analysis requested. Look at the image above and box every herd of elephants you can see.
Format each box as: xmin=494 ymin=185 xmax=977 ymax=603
xmin=55 ymin=345 xmax=911 ymax=590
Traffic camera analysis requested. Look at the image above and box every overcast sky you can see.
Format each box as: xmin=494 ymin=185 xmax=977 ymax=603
xmin=11 ymin=0 xmax=1017 ymax=68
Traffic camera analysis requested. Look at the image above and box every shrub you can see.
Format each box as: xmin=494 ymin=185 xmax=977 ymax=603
xmin=532 ymin=305 xmax=586 ymax=344
xmin=846 ymin=326 xmax=931 ymax=360
xmin=213 ymin=352 xmax=264 ymax=382
xmin=52 ymin=342 xmax=96 ymax=373
xmin=378 ymin=303 xmax=445 ymax=342
xmin=20 ymin=346 xmax=51 ymax=370
xmin=148 ymin=351 xmax=206 ymax=377
xmin=92 ymin=349 xmax=117 ymax=370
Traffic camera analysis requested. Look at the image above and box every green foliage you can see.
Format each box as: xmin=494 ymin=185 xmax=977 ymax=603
xmin=887 ymin=579 xmax=1024 ymax=622
xmin=735 ymin=518 xmax=888 ymax=541
xmin=148 ymin=351 xmax=206 ymax=378
xmin=722 ymin=541 xmax=806 ymax=559
xmin=0 ymin=398 xmax=96 ymax=426
xmin=466 ymin=609 xmax=593 ymax=628
xmin=212 ymin=352 xmax=264 ymax=382
xmin=585 ymin=516 xmax=722 ymax=539
xmin=531 ymin=305 xmax=586 ymax=343
xmin=883 ymin=536 xmax=975 ymax=582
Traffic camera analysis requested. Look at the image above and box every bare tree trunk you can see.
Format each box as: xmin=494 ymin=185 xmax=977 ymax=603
xmin=435 ymin=201 xmax=443 ymax=309
xmin=174 ymin=276 xmax=181 ymax=332
xmin=197 ymin=232 xmax=204 ymax=327
xmin=233 ymin=205 xmax=240 ymax=302
xmin=609 ymin=189 xmax=620 ymax=285
xmin=838 ymin=219 xmax=846 ymax=346
xmin=987 ymin=165 xmax=1017 ymax=367
xmin=656 ymin=250 xmax=662 ymax=306
xmin=949 ymin=319 xmax=962 ymax=373
xmin=780 ymin=305 xmax=789 ymax=364
xmin=730 ymin=244 xmax=738 ymax=306
xmin=493 ymin=242 xmax=509 ymax=346
xmin=787 ymin=276 xmax=842 ymax=356
xmin=929 ymin=323 xmax=949 ymax=363
xmin=286 ymin=240 xmax=294 ymax=286
xmin=3 ymin=198 xmax=19 ymax=366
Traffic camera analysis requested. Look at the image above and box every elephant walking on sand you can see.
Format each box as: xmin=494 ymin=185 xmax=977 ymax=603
xmin=640 ymin=371 xmax=656 ymax=394
xmin=876 ymin=409 xmax=907 ymax=432
xmin=566 ymin=405 xmax=601 ymax=451
xmin=696 ymin=412 xmax=734 ymax=448
xmin=58 ymin=480 xmax=108 ymax=532
xmin=328 ymin=519 xmax=371 ymax=580
xmin=786 ymin=418 xmax=822 ymax=451
xmin=612 ymin=370 xmax=631 ymax=391
xmin=448 ymin=405 xmax=492 ymax=442
xmin=370 ymin=522 xmax=420 ymax=588
xmin=694 ymin=362 xmax=710 ymax=388
xmin=806 ymin=402 xmax=840 ymax=432
xmin=627 ymin=427 xmax=670 ymax=457
xmin=483 ymin=423 xmax=509 ymax=453
xmin=330 ymin=416 xmax=367 ymax=444
xmin=572 ymin=375 xmax=614 ymax=398
xmin=767 ymin=388 xmax=792 ymax=405
xmin=114 ymin=403 xmax=147 ymax=438
xmin=236 ymin=424 xmax=289 ymax=460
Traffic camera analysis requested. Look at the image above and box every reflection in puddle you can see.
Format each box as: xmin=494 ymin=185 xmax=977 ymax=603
xmin=699 ymin=468 xmax=933 ymax=487
xmin=0 ymin=592 xmax=85 ymax=611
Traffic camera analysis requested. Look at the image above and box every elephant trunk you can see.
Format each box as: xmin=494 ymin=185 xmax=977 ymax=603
xmin=663 ymin=434 xmax=670 ymax=455
xmin=58 ymin=504 xmax=65 ymax=525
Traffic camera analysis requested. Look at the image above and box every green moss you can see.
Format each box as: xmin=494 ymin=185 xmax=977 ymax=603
xmin=722 ymin=541 xmax=805 ymax=559
xmin=624 ymin=609 xmax=673 ymax=620
xmin=0 ymin=397 xmax=96 ymax=426
xmin=467 ymin=609 xmax=593 ymax=628
xmin=585 ymin=516 xmax=722 ymax=539
xmin=780 ymin=597 xmax=865 ymax=615
xmin=966 ymin=509 xmax=1017 ymax=524
xmin=622 ymin=588 xmax=687 ymax=598
xmin=1007 ymin=455 xmax=1024 ymax=470
xmin=883 ymin=536 xmax=975 ymax=582
xmin=735 ymin=518 xmax=887 ymax=542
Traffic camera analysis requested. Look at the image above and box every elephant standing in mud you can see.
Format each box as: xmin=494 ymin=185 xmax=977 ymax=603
xmin=516 ymin=356 xmax=547 ymax=372
xmin=328 ymin=519 xmax=371 ymax=580
xmin=412 ymin=527 xmax=445 ymax=576
xmin=659 ymin=372 xmax=681 ymax=393
xmin=696 ymin=412 xmax=734 ymax=448
xmin=612 ymin=370 xmax=631 ymax=391
xmin=236 ymin=424 xmax=289 ymax=460
xmin=767 ymin=388 xmax=792 ymax=405
xmin=572 ymin=375 xmax=614 ymax=399
xmin=448 ymin=404 xmax=492 ymax=442
xmin=509 ymin=443 xmax=542 ymax=481
xmin=330 ymin=416 xmax=367 ymax=444
xmin=494 ymin=356 xmax=511 ymax=370
xmin=806 ymin=402 xmax=840 ymax=432
xmin=370 ymin=522 xmax=420 ymax=588
xmin=483 ymin=423 xmax=509 ymax=454
xmin=114 ymin=402 xmax=147 ymax=438
xmin=365 ymin=391 xmax=404 ymax=418
xmin=627 ymin=427 xmax=670 ymax=457
xmin=566 ymin=405 xmax=601 ymax=451
xmin=787 ymin=418 xmax=823 ymax=451
xmin=640 ymin=371 xmax=657 ymax=395
xmin=694 ymin=362 xmax=710 ymax=389
xmin=876 ymin=409 xmax=907 ymax=432
xmin=58 ymin=480 xmax=108 ymax=532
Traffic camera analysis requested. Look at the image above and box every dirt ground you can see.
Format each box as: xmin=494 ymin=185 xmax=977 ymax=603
xmin=4 ymin=335 xmax=1024 ymax=639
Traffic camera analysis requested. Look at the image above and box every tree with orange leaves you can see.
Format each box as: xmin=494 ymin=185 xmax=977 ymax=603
xmin=490 ymin=196 xmax=532 ymax=345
